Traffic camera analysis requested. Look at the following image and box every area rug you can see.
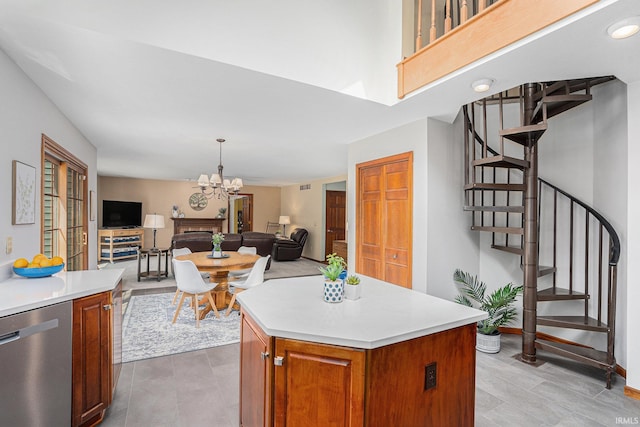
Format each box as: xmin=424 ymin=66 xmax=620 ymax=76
xmin=122 ymin=292 xmax=240 ymax=363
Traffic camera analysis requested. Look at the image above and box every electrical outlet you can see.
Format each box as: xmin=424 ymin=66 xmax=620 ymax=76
xmin=6 ymin=237 xmax=13 ymax=254
xmin=424 ymin=362 xmax=437 ymax=391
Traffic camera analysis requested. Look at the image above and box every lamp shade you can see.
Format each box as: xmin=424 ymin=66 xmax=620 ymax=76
xmin=279 ymin=215 xmax=291 ymax=225
xmin=143 ymin=214 xmax=165 ymax=229
xmin=197 ymin=174 xmax=210 ymax=187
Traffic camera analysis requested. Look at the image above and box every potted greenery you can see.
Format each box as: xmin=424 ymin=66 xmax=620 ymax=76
xmin=344 ymin=275 xmax=361 ymax=300
xmin=453 ymin=269 xmax=523 ymax=353
xmin=211 ymin=232 xmax=225 ymax=258
xmin=319 ymin=253 xmax=346 ymax=303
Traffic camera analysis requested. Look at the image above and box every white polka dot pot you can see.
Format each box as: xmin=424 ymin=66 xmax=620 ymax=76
xmin=323 ymin=279 xmax=344 ymax=303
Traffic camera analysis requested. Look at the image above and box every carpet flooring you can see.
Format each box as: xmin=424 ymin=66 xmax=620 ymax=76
xmin=104 ymin=255 xmax=325 ymax=362
xmin=122 ymin=292 xmax=240 ymax=362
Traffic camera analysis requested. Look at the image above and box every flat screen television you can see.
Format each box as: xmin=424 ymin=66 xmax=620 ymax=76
xmin=102 ymin=200 xmax=142 ymax=228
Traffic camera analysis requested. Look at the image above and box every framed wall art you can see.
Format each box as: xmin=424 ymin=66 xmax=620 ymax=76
xmin=12 ymin=160 xmax=36 ymax=225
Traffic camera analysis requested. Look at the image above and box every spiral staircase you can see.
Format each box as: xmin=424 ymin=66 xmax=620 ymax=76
xmin=463 ymin=77 xmax=620 ymax=388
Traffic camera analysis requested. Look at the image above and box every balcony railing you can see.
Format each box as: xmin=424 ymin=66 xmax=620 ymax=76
xmin=414 ymin=0 xmax=499 ymax=52
xmin=398 ymin=0 xmax=599 ymax=99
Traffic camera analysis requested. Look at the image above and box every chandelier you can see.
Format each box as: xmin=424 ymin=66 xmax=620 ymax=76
xmin=196 ymin=138 xmax=243 ymax=199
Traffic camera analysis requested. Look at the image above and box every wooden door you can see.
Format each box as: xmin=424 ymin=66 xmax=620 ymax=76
xmin=72 ymin=291 xmax=111 ymax=427
xmin=42 ymin=135 xmax=88 ymax=271
xmin=274 ymin=338 xmax=365 ymax=427
xmin=240 ymin=312 xmax=272 ymax=427
xmin=325 ymin=190 xmax=346 ymax=259
xmin=356 ymin=152 xmax=413 ymax=288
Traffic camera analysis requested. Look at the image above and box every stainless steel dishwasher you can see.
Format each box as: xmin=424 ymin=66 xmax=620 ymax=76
xmin=0 ymin=301 xmax=72 ymax=427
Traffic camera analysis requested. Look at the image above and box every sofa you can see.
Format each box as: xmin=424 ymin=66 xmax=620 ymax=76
xmin=271 ymin=228 xmax=309 ymax=261
xmin=171 ymin=231 xmax=275 ymax=269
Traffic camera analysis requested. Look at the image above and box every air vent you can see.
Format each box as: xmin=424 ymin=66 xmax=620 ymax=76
xmin=300 ymin=184 xmax=311 ymax=191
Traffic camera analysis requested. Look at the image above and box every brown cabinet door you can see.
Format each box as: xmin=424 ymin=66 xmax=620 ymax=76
xmin=274 ymin=338 xmax=365 ymax=427
xmin=356 ymin=152 xmax=413 ymax=288
xmin=240 ymin=312 xmax=273 ymax=427
xmin=111 ymin=280 xmax=122 ymax=397
xmin=72 ymin=291 xmax=111 ymax=427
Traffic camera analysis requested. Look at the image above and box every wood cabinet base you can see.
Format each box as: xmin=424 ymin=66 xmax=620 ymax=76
xmin=240 ymin=311 xmax=476 ymax=427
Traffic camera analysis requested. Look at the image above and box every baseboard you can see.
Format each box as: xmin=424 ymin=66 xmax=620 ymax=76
xmin=624 ymin=385 xmax=640 ymax=401
xmin=499 ymin=327 xmax=626 ymax=379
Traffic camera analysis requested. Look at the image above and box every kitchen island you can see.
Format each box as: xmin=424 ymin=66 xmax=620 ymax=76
xmin=237 ymin=275 xmax=487 ymax=427
xmin=0 ymin=267 xmax=124 ymax=427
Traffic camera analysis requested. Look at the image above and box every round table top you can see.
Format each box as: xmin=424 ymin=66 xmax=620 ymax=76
xmin=174 ymin=251 xmax=260 ymax=272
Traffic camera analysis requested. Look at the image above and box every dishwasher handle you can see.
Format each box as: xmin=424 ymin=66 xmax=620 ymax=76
xmin=0 ymin=319 xmax=59 ymax=347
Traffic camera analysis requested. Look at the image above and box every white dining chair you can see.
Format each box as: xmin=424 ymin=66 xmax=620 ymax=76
xmin=225 ymin=255 xmax=270 ymax=316
xmin=173 ymin=259 xmax=220 ymax=327
xmin=228 ymin=246 xmax=258 ymax=279
xmin=171 ymin=247 xmax=192 ymax=305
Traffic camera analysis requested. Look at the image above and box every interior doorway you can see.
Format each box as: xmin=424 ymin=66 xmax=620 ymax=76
xmin=324 ymin=183 xmax=346 ymax=260
xmin=228 ymin=194 xmax=253 ymax=233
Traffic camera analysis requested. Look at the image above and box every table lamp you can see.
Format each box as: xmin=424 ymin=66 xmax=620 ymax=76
xmin=143 ymin=213 xmax=165 ymax=250
xmin=279 ymin=215 xmax=291 ymax=237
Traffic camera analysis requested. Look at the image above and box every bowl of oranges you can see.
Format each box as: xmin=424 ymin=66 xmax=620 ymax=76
xmin=13 ymin=254 xmax=65 ymax=278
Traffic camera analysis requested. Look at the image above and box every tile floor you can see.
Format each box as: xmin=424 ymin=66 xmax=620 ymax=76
xmin=103 ymin=334 xmax=640 ymax=427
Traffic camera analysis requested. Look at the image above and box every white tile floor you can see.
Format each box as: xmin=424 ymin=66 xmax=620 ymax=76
xmin=103 ymin=334 xmax=640 ymax=427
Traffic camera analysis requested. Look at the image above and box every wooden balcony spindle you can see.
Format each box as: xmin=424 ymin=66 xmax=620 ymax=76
xmin=429 ymin=0 xmax=437 ymax=43
xmin=461 ymin=0 xmax=468 ymax=23
xmin=445 ymin=0 xmax=452 ymax=33
xmin=416 ymin=0 xmax=423 ymax=51
xmin=478 ymin=0 xmax=487 ymax=12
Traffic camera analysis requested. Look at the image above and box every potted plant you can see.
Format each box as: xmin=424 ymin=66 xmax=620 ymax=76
xmin=453 ymin=269 xmax=523 ymax=353
xmin=211 ymin=232 xmax=225 ymax=258
xmin=319 ymin=253 xmax=346 ymax=303
xmin=344 ymin=275 xmax=361 ymax=300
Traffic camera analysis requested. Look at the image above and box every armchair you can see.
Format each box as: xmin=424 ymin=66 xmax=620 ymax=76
xmin=272 ymin=228 xmax=309 ymax=261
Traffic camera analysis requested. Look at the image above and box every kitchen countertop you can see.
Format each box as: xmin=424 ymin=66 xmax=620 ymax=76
xmin=0 ymin=269 xmax=124 ymax=317
xmin=237 ymin=275 xmax=487 ymax=349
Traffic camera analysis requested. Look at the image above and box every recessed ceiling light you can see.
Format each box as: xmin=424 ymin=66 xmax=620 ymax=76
xmin=607 ymin=17 xmax=640 ymax=39
xmin=472 ymin=78 xmax=494 ymax=93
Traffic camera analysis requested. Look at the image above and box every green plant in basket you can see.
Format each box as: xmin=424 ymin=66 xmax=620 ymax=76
xmin=319 ymin=253 xmax=346 ymax=281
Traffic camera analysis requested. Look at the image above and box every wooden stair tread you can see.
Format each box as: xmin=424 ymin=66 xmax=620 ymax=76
xmin=471 ymin=226 xmax=524 ymax=235
xmin=463 ymin=205 xmax=524 ymax=213
xmin=499 ymin=123 xmax=548 ymax=146
xmin=537 ymin=315 xmax=609 ymax=332
xmin=533 ymin=94 xmax=592 ymax=123
xmin=537 ymin=287 xmax=588 ymax=301
xmin=519 ymin=264 xmax=556 ymax=277
xmin=472 ymin=155 xmax=528 ymax=169
xmin=535 ymin=339 xmax=614 ymax=370
xmin=491 ymin=244 xmax=523 ymax=255
xmin=464 ymin=183 xmax=526 ymax=191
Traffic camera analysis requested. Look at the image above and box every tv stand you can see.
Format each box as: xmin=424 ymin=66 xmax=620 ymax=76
xmin=98 ymin=228 xmax=144 ymax=263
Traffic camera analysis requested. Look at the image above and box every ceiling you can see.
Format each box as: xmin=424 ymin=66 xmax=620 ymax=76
xmin=0 ymin=0 xmax=638 ymax=186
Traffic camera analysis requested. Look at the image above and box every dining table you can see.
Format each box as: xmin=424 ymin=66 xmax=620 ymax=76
xmin=174 ymin=251 xmax=260 ymax=318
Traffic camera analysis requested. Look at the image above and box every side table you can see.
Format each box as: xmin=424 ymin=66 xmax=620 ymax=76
xmin=137 ymin=247 xmax=170 ymax=281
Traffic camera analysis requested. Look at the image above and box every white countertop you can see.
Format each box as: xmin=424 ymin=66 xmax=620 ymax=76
xmin=0 ymin=269 xmax=124 ymax=317
xmin=237 ymin=275 xmax=487 ymax=349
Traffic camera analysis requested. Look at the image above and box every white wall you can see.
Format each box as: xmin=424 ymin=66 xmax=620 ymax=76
xmin=348 ymin=119 xmax=429 ymax=292
xmin=426 ymin=114 xmax=480 ymax=300
xmin=44 ymin=0 xmax=402 ymax=106
xmin=280 ymin=175 xmax=347 ymax=262
xmin=0 ymin=49 xmax=98 ymax=278
xmin=626 ymin=81 xmax=640 ymax=391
